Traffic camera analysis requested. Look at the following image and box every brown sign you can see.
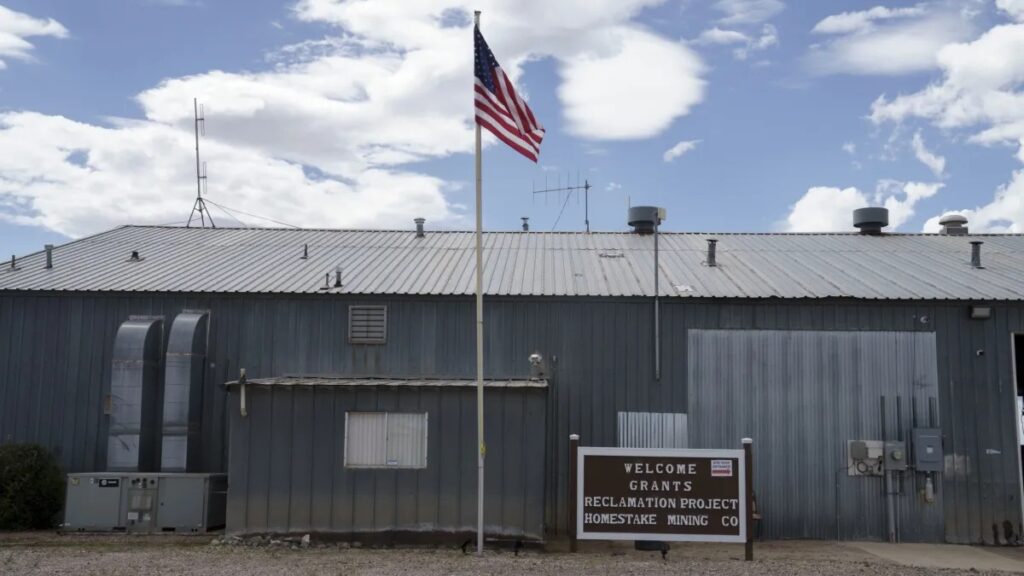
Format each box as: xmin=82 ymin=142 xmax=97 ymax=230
xmin=576 ymin=447 xmax=747 ymax=542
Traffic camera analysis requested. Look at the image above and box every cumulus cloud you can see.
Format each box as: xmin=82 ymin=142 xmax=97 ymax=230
xmin=842 ymin=142 xmax=856 ymax=154
xmin=694 ymin=24 xmax=777 ymax=60
xmin=0 ymin=0 xmax=708 ymax=238
xmin=662 ymin=139 xmax=700 ymax=162
xmin=783 ymin=180 xmax=940 ymax=232
xmin=713 ymin=0 xmax=784 ymax=25
xmin=998 ymin=0 xmax=1024 ymax=21
xmin=0 ymin=4 xmax=67 ymax=70
xmin=869 ymin=15 xmax=1024 ymax=232
xmin=805 ymin=4 xmax=975 ymax=76
xmin=911 ymin=132 xmax=946 ymax=177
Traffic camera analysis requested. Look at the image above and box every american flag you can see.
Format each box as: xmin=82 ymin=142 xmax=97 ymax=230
xmin=474 ymin=26 xmax=545 ymax=162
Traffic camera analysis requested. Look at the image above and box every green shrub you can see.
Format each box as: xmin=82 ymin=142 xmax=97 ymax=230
xmin=0 ymin=444 xmax=64 ymax=530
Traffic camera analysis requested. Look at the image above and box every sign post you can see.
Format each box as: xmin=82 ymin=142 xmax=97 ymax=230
xmin=569 ymin=434 xmax=580 ymax=553
xmin=743 ymin=438 xmax=754 ymax=561
xmin=576 ymin=444 xmax=750 ymax=548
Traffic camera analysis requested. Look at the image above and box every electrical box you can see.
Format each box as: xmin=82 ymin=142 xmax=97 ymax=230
xmin=63 ymin=472 xmax=226 ymax=533
xmin=884 ymin=441 xmax=907 ymax=472
xmin=847 ymin=440 xmax=884 ymax=476
xmin=912 ymin=428 xmax=944 ymax=472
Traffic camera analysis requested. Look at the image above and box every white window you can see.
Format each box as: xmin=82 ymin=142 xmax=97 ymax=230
xmin=344 ymin=412 xmax=428 ymax=469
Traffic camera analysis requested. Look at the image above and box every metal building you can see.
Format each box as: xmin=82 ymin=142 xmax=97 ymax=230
xmin=1 ymin=216 xmax=1023 ymax=544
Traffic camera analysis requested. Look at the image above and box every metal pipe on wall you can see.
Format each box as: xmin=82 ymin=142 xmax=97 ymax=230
xmin=654 ymin=220 xmax=660 ymax=381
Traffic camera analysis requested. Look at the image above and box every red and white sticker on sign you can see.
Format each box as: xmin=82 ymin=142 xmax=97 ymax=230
xmin=710 ymin=459 xmax=734 ymax=477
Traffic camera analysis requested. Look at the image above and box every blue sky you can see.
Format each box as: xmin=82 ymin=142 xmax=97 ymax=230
xmin=2 ymin=0 xmax=1024 ymax=257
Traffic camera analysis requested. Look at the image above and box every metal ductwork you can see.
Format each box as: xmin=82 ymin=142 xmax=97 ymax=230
xmin=161 ymin=312 xmax=209 ymax=472
xmin=107 ymin=317 xmax=164 ymax=472
xmin=939 ymin=214 xmax=968 ymax=236
xmin=628 ymin=206 xmax=664 ymax=235
xmin=853 ymin=207 xmax=889 ymax=235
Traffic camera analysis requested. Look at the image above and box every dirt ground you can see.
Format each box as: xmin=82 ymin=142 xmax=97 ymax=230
xmin=0 ymin=532 xmax=1020 ymax=575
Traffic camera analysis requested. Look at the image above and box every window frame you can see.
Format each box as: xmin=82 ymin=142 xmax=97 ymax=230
xmin=343 ymin=411 xmax=429 ymax=469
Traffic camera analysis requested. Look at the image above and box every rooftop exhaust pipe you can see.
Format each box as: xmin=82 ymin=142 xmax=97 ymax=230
xmin=521 ymin=217 xmax=529 ymax=232
xmin=939 ymin=214 xmax=968 ymax=236
xmin=706 ymin=239 xmax=718 ymax=267
xmin=853 ymin=207 xmax=889 ymax=235
xmin=414 ymin=217 xmax=425 ymax=238
xmin=626 ymin=205 xmax=666 ymax=382
xmin=44 ymin=244 xmax=53 ymax=269
xmin=971 ymin=241 xmax=984 ymax=269
xmin=9 ymin=255 xmax=16 ymax=270
xmin=130 ymin=250 xmax=141 ymax=262
xmin=334 ymin=266 xmax=343 ymax=288
xmin=300 ymin=244 xmax=308 ymax=260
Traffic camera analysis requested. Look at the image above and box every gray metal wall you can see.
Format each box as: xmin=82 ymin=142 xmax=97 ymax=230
xmin=689 ymin=329 xmax=944 ymax=542
xmin=225 ymin=384 xmax=546 ymax=539
xmin=0 ymin=292 xmax=1021 ymax=543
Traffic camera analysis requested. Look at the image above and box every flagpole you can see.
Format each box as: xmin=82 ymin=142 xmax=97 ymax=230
xmin=473 ymin=9 xmax=486 ymax=557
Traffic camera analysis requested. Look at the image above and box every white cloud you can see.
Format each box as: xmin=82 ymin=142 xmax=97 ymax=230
xmin=921 ymin=170 xmax=1024 ymax=232
xmin=805 ymin=5 xmax=975 ymax=76
xmin=606 ymin=181 xmax=622 ymax=191
xmin=713 ymin=0 xmax=784 ymax=25
xmin=783 ymin=180 xmax=940 ymax=232
xmin=998 ymin=0 xmax=1024 ymax=21
xmin=0 ymin=4 xmax=67 ymax=70
xmin=842 ymin=142 xmax=856 ymax=155
xmin=811 ymin=5 xmax=925 ymax=35
xmin=662 ymin=139 xmax=700 ymax=162
xmin=694 ymin=27 xmax=749 ymax=45
xmin=911 ymin=132 xmax=946 ymax=177
xmin=0 ymin=0 xmax=708 ymax=237
xmin=558 ymin=26 xmax=704 ymax=139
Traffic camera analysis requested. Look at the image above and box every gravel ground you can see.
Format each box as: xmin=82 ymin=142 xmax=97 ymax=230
xmin=0 ymin=533 xmax=1017 ymax=576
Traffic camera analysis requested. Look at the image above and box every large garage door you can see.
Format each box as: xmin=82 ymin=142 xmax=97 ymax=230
xmin=688 ymin=329 xmax=942 ymax=542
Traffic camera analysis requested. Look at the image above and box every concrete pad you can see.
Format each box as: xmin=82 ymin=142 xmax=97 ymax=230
xmin=845 ymin=542 xmax=1024 ymax=573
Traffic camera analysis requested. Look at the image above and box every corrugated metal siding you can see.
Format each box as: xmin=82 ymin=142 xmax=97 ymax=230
xmin=226 ymin=385 xmax=546 ymax=539
xmin=4 ymin=226 xmax=1024 ymax=299
xmin=688 ymin=330 xmax=944 ymax=542
xmin=616 ymin=412 xmax=688 ymax=448
xmin=0 ymin=292 xmax=1021 ymax=543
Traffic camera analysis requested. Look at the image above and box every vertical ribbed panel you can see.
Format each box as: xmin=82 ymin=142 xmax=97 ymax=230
xmin=161 ymin=312 xmax=208 ymax=472
xmin=688 ymin=329 xmax=944 ymax=542
xmin=616 ymin=412 xmax=687 ymax=448
xmin=107 ymin=318 xmax=163 ymax=472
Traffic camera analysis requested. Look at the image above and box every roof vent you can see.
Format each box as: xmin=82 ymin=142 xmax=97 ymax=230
xmin=414 ymin=217 xmax=425 ymax=238
xmin=334 ymin=266 xmax=344 ymax=288
xmin=521 ymin=217 xmax=529 ymax=232
xmin=939 ymin=213 xmax=968 ymax=236
xmin=44 ymin=244 xmax=53 ymax=269
xmin=9 ymin=255 xmax=17 ymax=271
xmin=971 ymin=241 xmax=984 ymax=269
xmin=628 ymin=206 xmax=665 ymax=235
xmin=129 ymin=250 xmax=141 ymax=262
xmin=705 ymin=239 xmax=718 ymax=267
xmin=853 ymin=207 xmax=889 ymax=235
xmin=300 ymin=244 xmax=309 ymax=260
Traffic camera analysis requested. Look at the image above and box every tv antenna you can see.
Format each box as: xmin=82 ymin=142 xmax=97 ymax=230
xmin=532 ymin=172 xmax=592 ymax=232
xmin=187 ymin=98 xmax=215 ymax=228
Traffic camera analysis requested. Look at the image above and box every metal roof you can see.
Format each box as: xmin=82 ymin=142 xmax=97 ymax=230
xmin=3 ymin=225 xmax=1024 ymax=300
xmin=223 ymin=376 xmax=548 ymax=389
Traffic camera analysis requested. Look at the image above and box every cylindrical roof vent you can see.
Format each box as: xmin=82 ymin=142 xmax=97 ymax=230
xmin=971 ymin=241 xmax=983 ymax=269
xmin=521 ymin=217 xmax=529 ymax=232
xmin=853 ymin=207 xmax=889 ymax=235
xmin=628 ymin=206 xmax=664 ymax=235
xmin=44 ymin=244 xmax=53 ymax=269
xmin=414 ymin=217 xmax=425 ymax=238
xmin=939 ymin=214 xmax=968 ymax=236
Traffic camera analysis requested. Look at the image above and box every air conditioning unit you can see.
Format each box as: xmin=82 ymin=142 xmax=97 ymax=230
xmin=63 ymin=473 xmax=226 ymax=533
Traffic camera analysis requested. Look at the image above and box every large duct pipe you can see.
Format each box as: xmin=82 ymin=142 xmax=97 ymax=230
xmin=107 ymin=317 xmax=164 ymax=472
xmin=161 ymin=312 xmax=209 ymax=472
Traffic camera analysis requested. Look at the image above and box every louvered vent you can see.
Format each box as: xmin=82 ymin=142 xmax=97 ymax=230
xmin=349 ymin=305 xmax=387 ymax=344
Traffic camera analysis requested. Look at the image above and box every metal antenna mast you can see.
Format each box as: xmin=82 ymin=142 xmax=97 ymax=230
xmin=532 ymin=173 xmax=593 ymax=232
xmin=187 ymin=98 xmax=215 ymax=228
